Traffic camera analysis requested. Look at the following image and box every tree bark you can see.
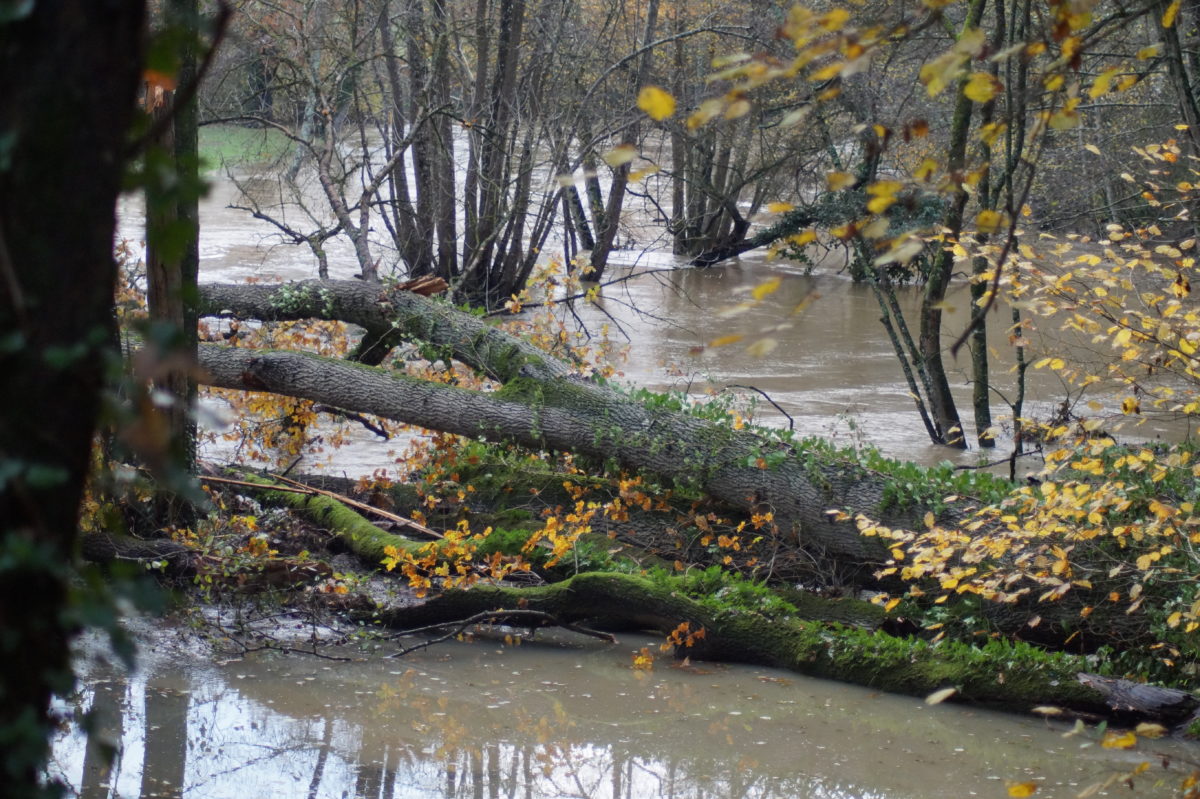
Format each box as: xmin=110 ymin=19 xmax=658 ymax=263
xmin=0 ymin=2 xmax=146 ymax=795
xmin=197 ymin=340 xmax=904 ymax=565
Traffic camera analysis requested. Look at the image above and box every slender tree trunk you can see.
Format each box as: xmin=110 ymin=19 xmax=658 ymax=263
xmin=144 ymin=0 xmax=202 ymax=511
xmin=919 ymin=0 xmax=988 ymax=449
xmin=378 ymin=0 xmax=427 ymax=275
xmin=969 ymin=0 xmax=1005 ymax=449
xmin=589 ymin=0 xmax=660 ymax=280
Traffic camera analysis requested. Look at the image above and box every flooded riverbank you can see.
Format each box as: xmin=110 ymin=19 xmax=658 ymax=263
xmin=52 ymin=623 xmax=1197 ymax=799
xmin=121 ymin=171 xmax=1192 ymax=480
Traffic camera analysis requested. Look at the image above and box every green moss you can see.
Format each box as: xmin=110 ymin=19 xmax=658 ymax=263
xmin=384 ymin=571 xmax=1119 ymax=715
xmin=231 ymin=471 xmax=427 ymax=563
xmin=656 ymin=565 xmax=799 ymax=620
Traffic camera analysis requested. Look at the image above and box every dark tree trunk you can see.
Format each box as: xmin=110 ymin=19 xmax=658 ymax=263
xmin=0 ymin=2 xmax=146 ymax=795
xmin=143 ymin=0 xmax=201 ymax=516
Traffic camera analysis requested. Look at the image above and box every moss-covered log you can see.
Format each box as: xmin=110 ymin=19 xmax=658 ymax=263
xmin=81 ymin=531 xmax=197 ymax=575
xmin=376 ymin=572 xmax=1143 ymax=719
xmin=376 ymin=568 xmax=1200 ymax=719
xmin=198 ymin=280 xmax=570 ymax=379
xmin=231 ymin=472 xmax=429 ymax=564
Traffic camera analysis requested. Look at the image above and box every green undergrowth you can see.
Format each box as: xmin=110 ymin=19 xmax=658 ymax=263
xmin=199 ymin=122 xmax=291 ymax=172
xmin=476 ymin=526 xmax=627 ymax=578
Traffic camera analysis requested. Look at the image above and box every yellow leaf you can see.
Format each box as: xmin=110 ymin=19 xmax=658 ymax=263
xmin=964 ymin=72 xmax=1001 ymax=103
xmin=859 ymin=216 xmax=890 ymax=239
xmin=780 ymin=107 xmax=812 ymax=127
xmin=976 ymin=209 xmax=1005 ymax=234
xmin=1101 ymin=730 xmax=1137 ymax=749
xmin=884 ymin=596 xmax=902 ymax=612
xmin=827 ymin=171 xmax=856 ymax=191
xmin=687 ymin=99 xmax=723 ymax=130
xmin=602 ymin=145 xmax=638 ymax=167
xmin=767 ymin=202 xmax=795 ymax=213
xmin=1049 ymin=110 xmax=1080 ymax=131
xmin=820 ymin=7 xmax=850 ymax=31
xmin=923 ymin=511 xmax=936 ymax=529
xmin=874 ymin=236 xmax=925 ymax=266
xmin=810 ymin=61 xmax=845 ymax=82
xmin=914 ymin=158 xmax=938 ymax=181
xmin=1084 ymin=143 xmax=1101 ymax=155
xmin=708 ymin=334 xmax=744 ymax=348
xmin=637 ymin=86 xmax=676 ymax=120
xmin=868 ymin=179 xmax=902 ymax=197
xmin=1162 ymin=0 xmax=1181 ymax=28
xmin=752 ymin=277 xmax=782 ymax=300
xmin=711 ymin=52 xmax=750 ymax=68
xmin=1007 ymin=782 xmax=1038 ymax=797
xmin=746 ymin=338 xmax=778 ymax=357
xmin=924 ymin=687 xmax=957 ymax=705
xmin=789 ymin=230 xmax=817 ymax=247
xmin=1121 ymin=396 xmax=1141 ymax=415
xmin=1088 ymin=67 xmax=1120 ymax=99
xmin=629 ymin=165 xmax=660 ymax=182
xmin=1135 ymin=722 xmax=1167 ymax=738
xmin=724 ymin=99 xmax=751 ymax=119
xmin=867 ymin=196 xmax=896 ymax=213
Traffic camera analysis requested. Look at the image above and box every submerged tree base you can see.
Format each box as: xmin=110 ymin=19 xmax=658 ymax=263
xmin=375 ymin=571 xmax=1154 ymax=721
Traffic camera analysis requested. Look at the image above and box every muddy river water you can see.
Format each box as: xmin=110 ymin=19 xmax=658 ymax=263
xmin=72 ymin=175 xmax=1198 ymax=798
xmin=53 ymin=626 xmax=1197 ymax=799
xmin=126 ymin=173 xmax=1187 ymax=475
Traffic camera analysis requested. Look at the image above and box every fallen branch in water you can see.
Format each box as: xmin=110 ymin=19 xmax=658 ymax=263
xmin=387 ymin=609 xmax=618 ymax=658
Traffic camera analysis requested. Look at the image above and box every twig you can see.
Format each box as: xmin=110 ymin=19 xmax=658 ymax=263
xmin=199 ymin=473 xmax=443 ymax=540
xmin=725 ymin=384 xmax=795 ymax=431
xmin=387 ymin=609 xmax=617 ymax=657
xmin=312 ymin=404 xmax=390 ymax=439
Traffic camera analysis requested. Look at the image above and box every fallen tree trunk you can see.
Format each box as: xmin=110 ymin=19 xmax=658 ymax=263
xmin=689 ymin=208 xmax=815 ymax=266
xmin=198 ymin=279 xmax=571 ymax=380
xmin=224 ymin=471 xmax=435 ymax=562
xmin=197 ymin=342 xmax=902 ymax=566
xmin=375 ymin=571 xmax=1173 ymax=722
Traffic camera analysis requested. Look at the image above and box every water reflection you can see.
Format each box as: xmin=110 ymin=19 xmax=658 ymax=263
xmin=53 ymin=629 xmax=1188 ymax=799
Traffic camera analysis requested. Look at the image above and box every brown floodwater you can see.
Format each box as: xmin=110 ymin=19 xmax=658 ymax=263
xmin=52 ymin=625 xmax=1198 ymax=799
xmin=122 ymin=172 xmax=1192 ymax=478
